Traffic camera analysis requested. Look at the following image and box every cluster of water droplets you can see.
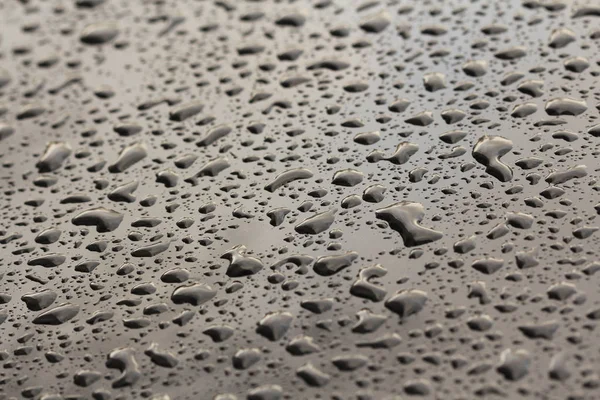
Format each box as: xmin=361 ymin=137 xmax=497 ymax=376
xmin=0 ymin=0 xmax=600 ymax=399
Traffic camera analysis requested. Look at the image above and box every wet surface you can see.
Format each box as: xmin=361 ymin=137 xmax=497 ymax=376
xmin=0 ymin=0 xmax=600 ymax=399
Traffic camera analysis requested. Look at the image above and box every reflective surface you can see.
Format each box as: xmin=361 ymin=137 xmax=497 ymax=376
xmin=0 ymin=0 xmax=600 ymax=399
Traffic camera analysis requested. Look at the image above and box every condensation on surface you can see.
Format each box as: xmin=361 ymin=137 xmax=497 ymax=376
xmin=0 ymin=0 xmax=600 ymax=399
